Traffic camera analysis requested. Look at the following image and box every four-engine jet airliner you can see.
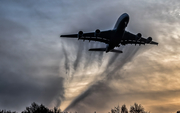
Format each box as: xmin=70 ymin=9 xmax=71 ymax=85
xmin=60 ymin=13 xmax=158 ymax=53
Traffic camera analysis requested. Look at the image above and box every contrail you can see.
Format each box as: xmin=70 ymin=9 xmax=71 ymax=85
xmin=73 ymin=41 xmax=84 ymax=71
xmin=62 ymin=43 xmax=70 ymax=74
xmin=97 ymin=51 xmax=104 ymax=68
xmin=83 ymin=42 xmax=103 ymax=69
xmin=106 ymin=53 xmax=120 ymax=68
xmin=64 ymin=46 xmax=140 ymax=111
xmin=69 ymin=41 xmax=84 ymax=81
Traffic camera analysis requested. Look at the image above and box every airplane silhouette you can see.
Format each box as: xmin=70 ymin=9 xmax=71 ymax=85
xmin=60 ymin=13 xmax=158 ymax=53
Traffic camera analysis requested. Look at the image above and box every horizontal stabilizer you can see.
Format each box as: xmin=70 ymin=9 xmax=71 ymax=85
xmin=89 ymin=48 xmax=106 ymax=51
xmin=110 ymin=49 xmax=123 ymax=53
xmin=89 ymin=48 xmax=123 ymax=53
xmin=150 ymin=41 xmax=158 ymax=45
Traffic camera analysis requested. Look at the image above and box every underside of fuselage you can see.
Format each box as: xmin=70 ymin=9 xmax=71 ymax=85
xmin=106 ymin=13 xmax=129 ymax=52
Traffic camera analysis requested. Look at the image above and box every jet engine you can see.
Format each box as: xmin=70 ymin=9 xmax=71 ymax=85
xmin=94 ymin=29 xmax=100 ymax=37
xmin=146 ymin=37 xmax=152 ymax=43
xmin=135 ymin=33 xmax=142 ymax=45
xmin=78 ymin=31 xmax=83 ymax=39
xmin=137 ymin=33 xmax=142 ymax=37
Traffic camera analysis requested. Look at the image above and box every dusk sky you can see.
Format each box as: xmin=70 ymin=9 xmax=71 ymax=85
xmin=0 ymin=0 xmax=180 ymax=113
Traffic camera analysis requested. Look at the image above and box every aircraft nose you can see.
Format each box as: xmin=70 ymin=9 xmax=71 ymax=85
xmin=123 ymin=13 xmax=129 ymax=17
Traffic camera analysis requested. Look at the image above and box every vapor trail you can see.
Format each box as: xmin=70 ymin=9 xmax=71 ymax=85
xmin=106 ymin=53 xmax=119 ymax=69
xmin=83 ymin=42 xmax=98 ymax=69
xmin=64 ymin=46 xmax=140 ymax=111
xmin=73 ymin=42 xmax=84 ymax=71
xmin=62 ymin=43 xmax=70 ymax=74
xmin=97 ymin=51 xmax=104 ymax=68
xmin=106 ymin=46 xmax=139 ymax=79
xmin=69 ymin=42 xmax=84 ymax=81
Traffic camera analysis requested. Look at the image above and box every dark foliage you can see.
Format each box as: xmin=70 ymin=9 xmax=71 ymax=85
xmin=0 ymin=110 xmax=17 ymax=113
xmin=129 ymin=103 xmax=150 ymax=113
xmin=121 ymin=104 xmax=128 ymax=113
xmin=111 ymin=105 xmax=120 ymax=113
xmin=110 ymin=103 xmax=150 ymax=113
xmin=22 ymin=102 xmax=61 ymax=113
xmin=0 ymin=102 xmax=153 ymax=113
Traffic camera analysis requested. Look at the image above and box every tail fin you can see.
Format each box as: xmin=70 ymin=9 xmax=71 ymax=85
xmin=89 ymin=48 xmax=123 ymax=53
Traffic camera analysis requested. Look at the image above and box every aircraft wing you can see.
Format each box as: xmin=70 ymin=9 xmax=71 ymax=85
xmin=122 ymin=31 xmax=158 ymax=45
xmin=60 ymin=30 xmax=113 ymax=44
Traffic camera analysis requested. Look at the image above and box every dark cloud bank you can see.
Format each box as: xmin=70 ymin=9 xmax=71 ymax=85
xmin=0 ymin=1 xmax=65 ymax=112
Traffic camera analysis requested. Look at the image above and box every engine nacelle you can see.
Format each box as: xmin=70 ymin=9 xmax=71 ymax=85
xmin=78 ymin=31 xmax=83 ymax=39
xmin=137 ymin=33 xmax=142 ymax=38
xmin=94 ymin=29 xmax=100 ymax=37
xmin=146 ymin=37 xmax=152 ymax=43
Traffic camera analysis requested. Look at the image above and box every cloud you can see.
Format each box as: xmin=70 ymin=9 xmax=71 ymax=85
xmin=64 ymin=45 xmax=140 ymax=112
xmin=1 ymin=0 xmax=180 ymax=113
xmin=62 ymin=0 xmax=180 ymax=113
xmin=0 ymin=1 xmax=65 ymax=112
xmin=0 ymin=68 xmax=64 ymax=110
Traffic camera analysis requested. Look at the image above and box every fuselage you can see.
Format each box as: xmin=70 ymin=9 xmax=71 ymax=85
xmin=106 ymin=13 xmax=129 ymax=52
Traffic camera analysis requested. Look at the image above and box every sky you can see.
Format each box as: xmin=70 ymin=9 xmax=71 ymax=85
xmin=0 ymin=0 xmax=180 ymax=113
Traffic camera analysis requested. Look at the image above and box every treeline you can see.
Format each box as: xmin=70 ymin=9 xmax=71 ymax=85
xmin=0 ymin=102 xmax=150 ymax=113
xmin=0 ymin=102 xmax=62 ymax=113
xmin=109 ymin=103 xmax=150 ymax=113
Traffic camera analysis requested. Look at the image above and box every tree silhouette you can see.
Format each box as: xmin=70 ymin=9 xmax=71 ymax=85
xmin=0 ymin=102 xmax=152 ymax=113
xmin=129 ymin=103 xmax=146 ymax=113
xmin=0 ymin=110 xmax=17 ymax=113
xmin=111 ymin=105 xmax=120 ymax=113
xmin=121 ymin=104 xmax=128 ymax=113
xmin=22 ymin=102 xmax=61 ymax=113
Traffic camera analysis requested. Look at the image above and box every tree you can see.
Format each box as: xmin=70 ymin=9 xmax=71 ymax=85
xmin=21 ymin=102 xmax=61 ymax=113
xmin=121 ymin=104 xmax=128 ymax=113
xmin=0 ymin=110 xmax=17 ymax=113
xmin=111 ymin=105 xmax=120 ymax=113
xmin=129 ymin=103 xmax=146 ymax=113
xmin=53 ymin=107 xmax=61 ymax=113
xmin=22 ymin=102 xmax=49 ymax=113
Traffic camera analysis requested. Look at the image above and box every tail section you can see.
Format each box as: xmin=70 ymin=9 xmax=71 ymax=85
xmin=89 ymin=48 xmax=123 ymax=53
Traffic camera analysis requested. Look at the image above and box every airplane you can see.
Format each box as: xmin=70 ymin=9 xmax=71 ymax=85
xmin=60 ymin=13 xmax=158 ymax=53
